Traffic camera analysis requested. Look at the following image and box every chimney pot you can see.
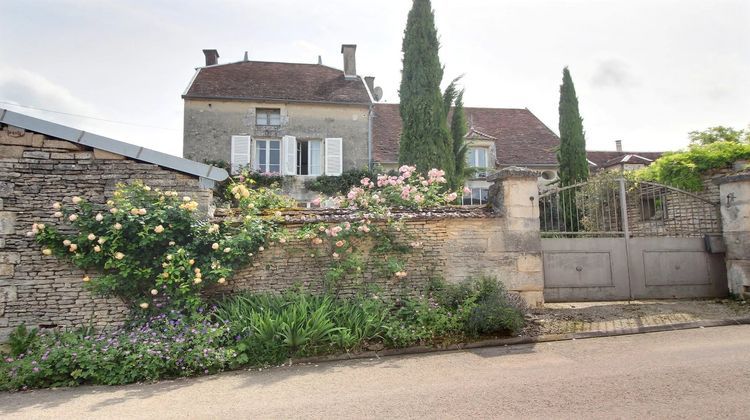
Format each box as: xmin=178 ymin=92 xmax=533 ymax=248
xmin=615 ymin=140 xmax=623 ymax=152
xmin=341 ymin=44 xmax=357 ymax=79
xmin=202 ymin=49 xmax=219 ymax=66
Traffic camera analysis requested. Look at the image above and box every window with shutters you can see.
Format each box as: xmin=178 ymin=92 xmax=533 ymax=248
xmin=296 ymin=139 xmax=322 ymax=176
xmin=254 ymin=139 xmax=281 ymax=174
xmin=324 ymin=138 xmax=343 ymax=176
xmin=256 ymin=108 xmax=281 ymax=126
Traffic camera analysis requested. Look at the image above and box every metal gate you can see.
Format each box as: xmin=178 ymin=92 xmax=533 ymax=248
xmin=539 ymin=177 xmax=727 ymax=302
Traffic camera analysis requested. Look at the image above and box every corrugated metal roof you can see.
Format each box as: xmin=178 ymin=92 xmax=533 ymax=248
xmin=0 ymin=108 xmax=229 ymax=183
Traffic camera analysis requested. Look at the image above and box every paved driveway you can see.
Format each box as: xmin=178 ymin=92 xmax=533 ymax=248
xmin=2 ymin=325 xmax=749 ymax=419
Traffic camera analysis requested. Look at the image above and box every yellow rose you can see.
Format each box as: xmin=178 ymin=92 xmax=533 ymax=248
xmin=217 ymin=277 xmax=226 ymax=284
xmin=193 ymin=278 xmax=202 ymax=285
xmin=68 ymin=214 xmax=78 ymax=222
xmin=114 ymin=223 xmax=122 ymax=230
xmin=94 ymin=245 xmax=101 ymax=253
xmin=42 ymin=248 xmax=52 ymax=256
xmin=154 ymin=225 xmax=164 ymax=233
xmin=87 ymin=233 xmax=96 ymax=241
xmin=72 ymin=196 xmax=82 ymax=204
xmin=223 ymin=247 xmax=231 ymax=253
xmin=212 ymin=243 xmax=219 ymax=250
xmin=139 ymin=302 xmax=149 ymax=309
xmin=130 ymin=208 xmax=139 ymax=216
xmin=63 ymin=239 xmax=72 ymax=246
xmin=52 ymin=202 xmax=61 ymax=210
xmin=150 ymin=289 xmax=158 ymax=295
xmin=114 ymin=252 xmax=125 ymax=260
xmin=82 ymin=275 xmax=90 ymax=282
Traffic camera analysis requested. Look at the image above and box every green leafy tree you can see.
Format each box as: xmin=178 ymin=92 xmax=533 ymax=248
xmin=688 ymin=126 xmax=749 ymax=145
xmin=398 ymin=0 xmax=453 ymax=182
xmin=557 ymin=66 xmax=589 ymax=186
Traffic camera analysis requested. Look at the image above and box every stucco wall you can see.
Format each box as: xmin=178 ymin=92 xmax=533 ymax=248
xmin=183 ymin=99 xmax=370 ymax=173
xmin=0 ymin=125 xmax=214 ymax=341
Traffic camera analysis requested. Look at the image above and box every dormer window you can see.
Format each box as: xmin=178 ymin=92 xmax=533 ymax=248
xmin=467 ymin=147 xmax=489 ymax=178
xmin=256 ymin=108 xmax=281 ymax=126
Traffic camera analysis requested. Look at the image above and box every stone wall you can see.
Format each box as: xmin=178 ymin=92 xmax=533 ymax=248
xmin=0 ymin=125 xmax=214 ymax=341
xmin=717 ymin=171 xmax=750 ymax=296
xmin=217 ymin=211 xmax=543 ymax=305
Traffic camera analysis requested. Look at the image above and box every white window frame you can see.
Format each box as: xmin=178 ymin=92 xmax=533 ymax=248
xmin=296 ymin=139 xmax=323 ymax=176
xmin=462 ymin=187 xmax=489 ymax=206
xmin=253 ymin=138 xmax=282 ymax=174
xmin=256 ymin=108 xmax=281 ymax=126
xmin=467 ymin=147 xmax=489 ymax=178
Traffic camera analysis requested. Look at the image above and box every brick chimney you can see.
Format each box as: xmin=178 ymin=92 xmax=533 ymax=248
xmin=615 ymin=140 xmax=623 ymax=152
xmin=341 ymin=44 xmax=357 ymax=79
xmin=203 ymin=49 xmax=219 ymax=66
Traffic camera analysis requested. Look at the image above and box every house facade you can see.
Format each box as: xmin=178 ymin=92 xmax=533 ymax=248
xmin=182 ymin=45 xmax=561 ymax=204
xmin=587 ymin=140 xmax=663 ymax=173
xmin=183 ymin=46 xmax=374 ymax=202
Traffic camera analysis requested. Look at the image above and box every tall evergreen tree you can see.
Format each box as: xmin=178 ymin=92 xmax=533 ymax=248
xmin=557 ymin=67 xmax=588 ymax=186
xmin=398 ymin=0 xmax=453 ymax=180
xmin=442 ymin=77 xmax=468 ymax=190
xmin=449 ymin=91 xmax=468 ymax=191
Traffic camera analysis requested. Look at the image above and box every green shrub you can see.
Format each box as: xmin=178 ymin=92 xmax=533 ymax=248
xmin=305 ymin=168 xmax=377 ymax=196
xmin=636 ymin=141 xmax=750 ymax=191
xmin=7 ymin=324 xmax=39 ymax=357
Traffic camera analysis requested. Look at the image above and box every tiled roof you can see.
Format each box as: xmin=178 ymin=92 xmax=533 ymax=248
xmin=183 ymin=61 xmax=371 ymax=104
xmin=587 ymin=151 xmax=664 ymax=168
xmin=372 ymin=103 xmax=560 ymax=165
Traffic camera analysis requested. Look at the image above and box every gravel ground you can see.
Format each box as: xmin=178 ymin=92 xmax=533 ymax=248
xmin=525 ymin=299 xmax=750 ymax=335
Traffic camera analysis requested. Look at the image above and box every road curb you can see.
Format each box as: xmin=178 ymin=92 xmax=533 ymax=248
xmin=292 ymin=316 xmax=750 ymax=366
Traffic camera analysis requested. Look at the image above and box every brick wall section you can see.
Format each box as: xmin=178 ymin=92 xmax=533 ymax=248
xmin=0 ymin=125 xmax=214 ymax=341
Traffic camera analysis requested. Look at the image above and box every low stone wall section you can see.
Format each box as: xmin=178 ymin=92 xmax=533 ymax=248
xmin=0 ymin=125 xmax=214 ymax=340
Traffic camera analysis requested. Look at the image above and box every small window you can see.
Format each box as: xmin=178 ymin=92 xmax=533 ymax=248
xmin=462 ymin=188 xmax=489 ymax=205
xmin=641 ymin=196 xmax=667 ymax=221
xmin=254 ymin=139 xmax=281 ymax=173
xmin=256 ymin=108 xmax=281 ymax=126
xmin=296 ymin=140 xmax=322 ymax=176
xmin=466 ymin=147 xmax=489 ymax=178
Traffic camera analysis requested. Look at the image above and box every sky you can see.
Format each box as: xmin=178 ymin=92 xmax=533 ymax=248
xmin=1 ymin=0 xmax=748 ymax=156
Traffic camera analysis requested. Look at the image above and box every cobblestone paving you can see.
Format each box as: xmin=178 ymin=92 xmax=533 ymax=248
xmin=527 ymin=299 xmax=750 ymax=336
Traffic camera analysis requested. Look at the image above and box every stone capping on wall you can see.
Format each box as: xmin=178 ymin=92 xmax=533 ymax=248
xmin=215 ymin=205 xmax=496 ymax=224
xmin=713 ymin=170 xmax=750 ymax=186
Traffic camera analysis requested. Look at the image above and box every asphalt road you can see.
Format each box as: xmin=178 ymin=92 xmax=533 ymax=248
xmin=2 ymin=325 xmax=749 ymax=419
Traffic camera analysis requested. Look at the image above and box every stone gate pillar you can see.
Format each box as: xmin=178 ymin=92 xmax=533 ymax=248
xmin=487 ymin=167 xmax=544 ymax=306
xmin=716 ymin=172 xmax=750 ymax=297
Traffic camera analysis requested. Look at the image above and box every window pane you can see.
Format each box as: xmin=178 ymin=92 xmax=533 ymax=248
xmin=478 ymin=149 xmax=487 ymax=167
xmin=256 ymin=112 xmax=267 ymax=125
xmin=256 ymin=140 xmax=267 ymax=171
xmin=309 ymin=140 xmax=321 ymax=175
xmin=269 ymin=111 xmax=281 ymax=126
xmin=480 ymin=188 xmax=489 ymax=204
xmin=269 ymin=140 xmax=280 ymax=173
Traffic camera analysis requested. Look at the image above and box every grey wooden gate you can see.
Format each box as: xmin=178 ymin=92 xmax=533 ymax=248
xmin=539 ymin=177 xmax=727 ymax=302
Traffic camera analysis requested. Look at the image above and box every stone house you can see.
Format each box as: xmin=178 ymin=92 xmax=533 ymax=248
xmin=182 ymin=44 xmax=561 ymax=204
xmin=182 ymin=45 xmax=375 ymax=203
xmin=0 ymin=108 xmax=227 ymax=340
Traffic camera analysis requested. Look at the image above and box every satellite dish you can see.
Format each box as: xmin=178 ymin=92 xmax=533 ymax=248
xmin=373 ymin=87 xmax=383 ymax=102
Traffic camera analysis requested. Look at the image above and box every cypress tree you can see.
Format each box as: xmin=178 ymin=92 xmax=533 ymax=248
xmin=398 ymin=0 xmax=453 ymax=178
xmin=449 ymin=90 xmax=468 ymax=191
xmin=557 ymin=66 xmax=589 ymax=186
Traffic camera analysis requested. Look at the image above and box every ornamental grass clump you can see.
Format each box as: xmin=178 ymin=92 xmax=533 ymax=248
xmin=32 ymin=180 xmax=289 ymax=312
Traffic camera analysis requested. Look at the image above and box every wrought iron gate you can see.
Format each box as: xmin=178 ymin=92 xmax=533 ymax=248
xmin=539 ymin=177 xmax=727 ymax=301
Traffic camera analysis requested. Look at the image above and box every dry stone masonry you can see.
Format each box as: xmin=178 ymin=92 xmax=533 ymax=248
xmin=0 ymin=125 xmax=214 ymax=341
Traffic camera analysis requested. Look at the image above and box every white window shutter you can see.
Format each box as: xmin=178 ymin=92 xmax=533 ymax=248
xmin=282 ymin=135 xmax=297 ymax=176
xmin=230 ymin=135 xmax=251 ymax=174
xmin=325 ymin=138 xmax=343 ymax=176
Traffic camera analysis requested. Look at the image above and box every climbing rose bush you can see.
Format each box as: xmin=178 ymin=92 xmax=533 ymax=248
xmin=32 ymin=181 xmax=286 ymax=312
